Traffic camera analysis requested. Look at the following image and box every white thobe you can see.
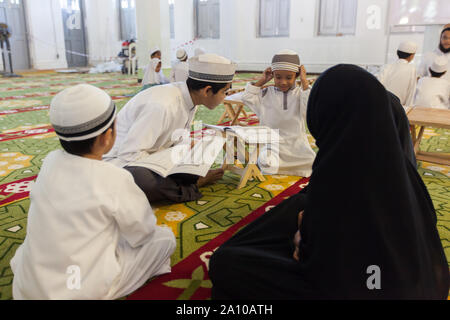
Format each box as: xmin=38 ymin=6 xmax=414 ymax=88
xmin=377 ymin=59 xmax=417 ymax=107
xmin=104 ymin=82 xmax=197 ymax=168
xmin=170 ymin=61 xmax=189 ymax=83
xmin=414 ymin=77 xmax=450 ymax=109
xmin=10 ymin=150 xmax=176 ymax=300
xmin=417 ymin=48 xmax=450 ymax=82
xmin=142 ymin=63 xmax=170 ymax=86
xmin=241 ymin=83 xmax=316 ymax=177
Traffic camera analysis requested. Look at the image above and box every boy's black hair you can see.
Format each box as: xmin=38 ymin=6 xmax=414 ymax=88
xmin=429 ymin=68 xmax=447 ymax=78
xmin=397 ymin=50 xmax=414 ymax=60
xmin=186 ymin=77 xmax=229 ymax=94
xmin=59 ymin=120 xmax=116 ymax=157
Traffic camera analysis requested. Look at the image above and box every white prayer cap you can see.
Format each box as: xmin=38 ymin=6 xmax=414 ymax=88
xmin=194 ymin=47 xmax=206 ymax=56
xmin=430 ymin=56 xmax=448 ymax=73
xmin=50 ymin=84 xmax=116 ymax=142
xmin=271 ymin=49 xmax=300 ymax=73
xmin=188 ymin=53 xmax=237 ymax=83
xmin=398 ymin=41 xmax=417 ymax=54
xmin=150 ymin=46 xmax=161 ymax=56
xmin=176 ymin=48 xmax=188 ymax=61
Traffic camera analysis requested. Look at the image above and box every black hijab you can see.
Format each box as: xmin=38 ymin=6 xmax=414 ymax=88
xmin=387 ymin=91 xmax=416 ymax=166
xmin=298 ymin=64 xmax=449 ymax=299
xmin=439 ymin=27 xmax=450 ymax=54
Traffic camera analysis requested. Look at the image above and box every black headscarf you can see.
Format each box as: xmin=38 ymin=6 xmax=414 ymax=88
xmin=387 ymin=91 xmax=416 ymax=166
xmin=298 ymin=64 xmax=449 ymax=299
xmin=439 ymin=27 xmax=450 ymax=54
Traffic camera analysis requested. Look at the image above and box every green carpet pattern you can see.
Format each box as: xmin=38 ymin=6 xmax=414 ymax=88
xmin=0 ymin=71 xmax=448 ymax=300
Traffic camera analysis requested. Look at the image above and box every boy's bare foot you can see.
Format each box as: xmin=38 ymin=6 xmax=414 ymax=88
xmin=197 ymin=169 xmax=224 ymax=187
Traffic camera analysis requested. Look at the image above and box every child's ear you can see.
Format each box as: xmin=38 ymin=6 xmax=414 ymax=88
xmin=203 ymin=86 xmax=213 ymax=97
xmin=100 ymin=128 xmax=113 ymax=147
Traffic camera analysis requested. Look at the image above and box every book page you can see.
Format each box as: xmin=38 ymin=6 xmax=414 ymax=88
xmin=127 ymin=135 xmax=225 ymax=178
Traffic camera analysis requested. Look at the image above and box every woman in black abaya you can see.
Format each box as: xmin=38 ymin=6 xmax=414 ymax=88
xmin=208 ymin=64 xmax=449 ymax=300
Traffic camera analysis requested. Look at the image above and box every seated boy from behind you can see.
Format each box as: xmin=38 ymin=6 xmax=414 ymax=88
xmin=10 ymin=84 xmax=176 ymax=300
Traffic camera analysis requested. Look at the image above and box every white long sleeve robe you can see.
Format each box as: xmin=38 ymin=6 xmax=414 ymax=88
xmin=414 ymin=77 xmax=450 ymax=109
xmin=170 ymin=61 xmax=189 ymax=83
xmin=10 ymin=150 xmax=176 ymax=300
xmin=418 ymin=48 xmax=450 ymax=82
xmin=241 ymin=83 xmax=316 ymax=177
xmin=142 ymin=60 xmax=170 ymax=86
xmin=103 ymin=82 xmax=197 ymax=168
xmin=377 ymin=59 xmax=417 ymax=107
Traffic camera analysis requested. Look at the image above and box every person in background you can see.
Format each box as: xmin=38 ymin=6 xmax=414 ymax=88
xmin=414 ymin=55 xmax=450 ymax=109
xmin=378 ymin=41 xmax=418 ymax=108
xmin=170 ymin=48 xmax=189 ymax=83
xmin=418 ymin=25 xmax=450 ymax=82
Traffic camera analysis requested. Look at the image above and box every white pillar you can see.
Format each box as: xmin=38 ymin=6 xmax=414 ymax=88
xmin=135 ymin=0 xmax=171 ymax=69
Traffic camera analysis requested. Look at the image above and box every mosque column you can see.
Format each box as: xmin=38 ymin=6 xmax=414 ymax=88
xmin=135 ymin=0 xmax=171 ymax=68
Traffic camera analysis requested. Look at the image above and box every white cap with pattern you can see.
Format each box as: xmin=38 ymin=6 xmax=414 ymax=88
xmin=271 ymin=49 xmax=301 ymax=73
xmin=50 ymin=84 xmax=116 ymax=142
xmin=188 ymin=53 xmax=237 ymax=83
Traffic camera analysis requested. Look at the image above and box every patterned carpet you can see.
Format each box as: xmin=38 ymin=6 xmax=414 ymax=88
xmin=0 ymin=70 xmax=448 ymax=300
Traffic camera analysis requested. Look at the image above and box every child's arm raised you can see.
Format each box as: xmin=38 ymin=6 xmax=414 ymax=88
xmin=241 ymin=68 xmax=273 ymax=115
xmin=299 ymin=65 xmax=309 ymax=91
xmin=253 ymin=67 xmax=274 ymax=87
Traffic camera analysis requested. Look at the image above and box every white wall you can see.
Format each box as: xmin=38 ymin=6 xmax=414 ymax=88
xmin=22 ymin=0 xmax=437 ymax=72
xmin=135 ymin=0 xmax=171 ymax=69
xmin=24 ymin=0 xmax=122 ymax=70
xmin=169 ymin=0 xmax=428 ymax=73
xmin=83 ymin=0 xmax=122 ymax=66
xmin=25 ymin=0 xmax=68 ymax=70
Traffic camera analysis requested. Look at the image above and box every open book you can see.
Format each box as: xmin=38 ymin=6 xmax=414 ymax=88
xmin=127 ymin=135 xmax=225 ymax=178
xmin=204 ymin=124 xmax=281 ymax=144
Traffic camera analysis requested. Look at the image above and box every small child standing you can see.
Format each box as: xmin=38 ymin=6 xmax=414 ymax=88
xmin=414 ymin=56 xmax=450 ymax=109
xmin=377 ymin=41 xmax=418 ymax=108
xmin=10 ymin=84 xmax=176 ymax=299
xmin=241 ymin=49 xmax=316 ymax=177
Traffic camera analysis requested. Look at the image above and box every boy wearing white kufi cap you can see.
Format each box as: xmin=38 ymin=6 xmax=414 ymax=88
xmin=10 ymin=84 xmax=176 ymax=300
xmin=414 ymin=55 xmax=450 ymax=109
xmin=104 ymin=53 xmax=237 ymax=203
xmin=377 ymin=41 xmax=418 ymax=108
xmin=142 ymin=46 xmax=169 ymax=88
xmin=170 ymin=48 xmax=189 ymax=83
xmin=241 ymin=49 xmax=316 ymax=177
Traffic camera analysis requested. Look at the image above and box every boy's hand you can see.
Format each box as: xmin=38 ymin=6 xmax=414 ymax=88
xmin=254 ymin=67 xmax=273 ymax=87
xmin=299 ymin=65 xmax=309 ymax=90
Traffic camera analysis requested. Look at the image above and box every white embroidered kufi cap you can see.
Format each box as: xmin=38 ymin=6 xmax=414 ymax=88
xmin=50 ymin=84 xmax=116 ymax=141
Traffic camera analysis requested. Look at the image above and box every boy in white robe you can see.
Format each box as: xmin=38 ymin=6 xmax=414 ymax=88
xmin=170 ymin=48 xmax=189 ymax=83
xmin=378 ymin=41 xmax=418 ymax=108
xmin=10 ymin=84 xmax=176 ymax=300
xmin=104 ymin=54 xmax=237 ymax=203
xmin=414 ymin=56 xmax=450 ymax=109
xmin=142 ymin=47 xmax=169 ymax=87
xmin=241 ymin=49 xmax=316 ymax=177
xmin=142 ymin=58 xmax=169 ymax=89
